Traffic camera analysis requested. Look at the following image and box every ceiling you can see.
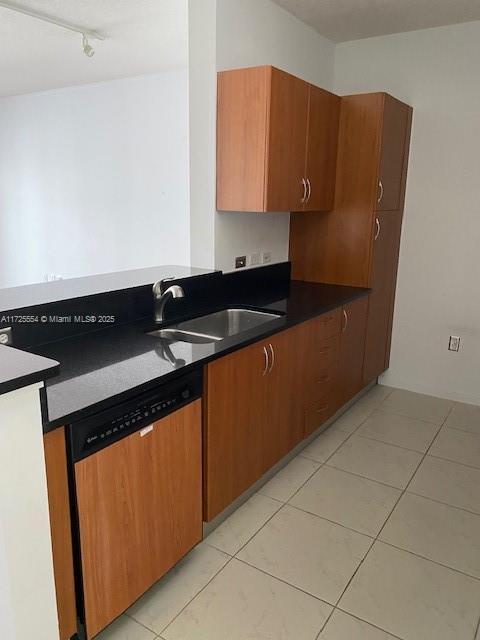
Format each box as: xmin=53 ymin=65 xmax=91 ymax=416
xmin=0 ymin=0 xmax=188 ymax=97
xmin=271 ymin=0 xmax=480 ymax=42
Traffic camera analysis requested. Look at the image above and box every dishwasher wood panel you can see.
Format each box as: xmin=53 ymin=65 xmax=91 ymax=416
xmin=75 ymin=400 xmax=202 ymax=639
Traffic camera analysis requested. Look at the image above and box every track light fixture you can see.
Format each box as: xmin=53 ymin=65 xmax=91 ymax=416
xmin=82 ymin=34 xmax=95 ymax=58
xmin=0 ymin=1 xmax=105 ymax=57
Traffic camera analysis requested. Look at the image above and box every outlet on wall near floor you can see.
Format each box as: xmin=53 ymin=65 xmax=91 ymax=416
xmin=448 ymin=335 xmax=461 ymax=352
xmin=250 ymin=253 xmax=260 ymax=266
xmin=262 ymin=251 xmax=272 ymax=264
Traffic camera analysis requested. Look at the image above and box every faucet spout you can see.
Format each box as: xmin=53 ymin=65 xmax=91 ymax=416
xmin=153 ymin=281 xmax=185 ymax=324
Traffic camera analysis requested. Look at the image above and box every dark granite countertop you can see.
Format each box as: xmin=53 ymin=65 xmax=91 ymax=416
xmin=0 ymin=344 xmax=59 ymax=396
xmin=32 ymin=280 xmax=368 ymax=430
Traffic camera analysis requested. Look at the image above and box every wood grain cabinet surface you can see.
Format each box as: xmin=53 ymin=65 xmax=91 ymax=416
xmin=290 ymin=91 xmax=412 ymax=385
xmin=204 ymin=311 xmax=343 ymax=521
xmin=338 ymin=297 xmax=369 ymax=406
xmin=75 ymin=400 xmax=203 ymax=639
xmin=217 ymin=65 xmax=339 ymax=213
xmin=43 ymin=428 xmax=78 ymax=640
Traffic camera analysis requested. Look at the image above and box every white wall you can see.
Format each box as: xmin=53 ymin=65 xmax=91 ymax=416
xmin=214 ymin=0 xmax=335 ymax=271
xmin=188 ymin=0 xmax=216 ymax=269
xmin=0 ymin=384 xmax=59 ymax=640
xmin=0 ymin=70 xmax=190 ymax=288
xmin=335 ymin=21 xmax=480 ymax=404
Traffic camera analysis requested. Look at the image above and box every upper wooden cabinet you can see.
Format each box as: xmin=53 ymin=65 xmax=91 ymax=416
xmin=377 ymin=94 xmax=412 ymax=211
xmin=217 ymin=66 xmax=340 ymax=213
xmin=290 ymin=92 xmax=412 ymax=288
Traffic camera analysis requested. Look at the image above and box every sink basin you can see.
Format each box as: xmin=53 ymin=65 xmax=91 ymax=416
xmin=148 ymin=308 xmax=282 ymax=343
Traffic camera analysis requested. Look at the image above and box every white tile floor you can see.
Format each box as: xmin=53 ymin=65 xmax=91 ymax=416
xmin=97 ymin=385 xmax=480 ymax=640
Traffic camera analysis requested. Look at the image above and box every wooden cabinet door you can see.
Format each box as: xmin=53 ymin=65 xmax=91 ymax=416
xmin=263 ymin=326 xmax=306 ymax=469
xmin=364 ymin=212 xmax=403 ymax=383
xmin=338 ymin=297 xmax=369 ymax=406
xmin=44 ymin=428 xmax=77 ymax=640
xmin=75 ymin=401 xmax=202 ymax=639
xmin=265 ymin=67 xmax=309 ymax=212
xmin=377 ymin=95 xmax=411 ymax=211
xmin=304 ymin=85 xmax=340 ymax=212
xmin=204 ymin=341 xmax=269 ymax=520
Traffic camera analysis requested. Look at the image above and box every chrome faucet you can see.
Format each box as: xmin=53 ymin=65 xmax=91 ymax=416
xmin=152 ymin=279 xmax=185 ymax=324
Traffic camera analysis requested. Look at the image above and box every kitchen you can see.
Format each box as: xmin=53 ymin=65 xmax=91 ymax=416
xmin=1 ymin=1 xmax=480 ymax=640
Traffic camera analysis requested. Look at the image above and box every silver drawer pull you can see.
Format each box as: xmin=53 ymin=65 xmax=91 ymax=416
xmin=262 ymin=346 xmax=269 ymax=376
xmin=268 ymin=343 xmax=275 ymax=374
xmin=378 ymin=180 xmax=384 ymax=204
xmin=301 ymin=178 xmax=307 ymax=204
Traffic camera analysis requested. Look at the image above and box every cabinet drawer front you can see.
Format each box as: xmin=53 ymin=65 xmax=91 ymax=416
xmin=311 ymin=308 xmax=342 ymax=341
xmin=305 ymin=397 xmax=337 ymax=436
xmin=310 ymin=334 xmax=340 ymax=374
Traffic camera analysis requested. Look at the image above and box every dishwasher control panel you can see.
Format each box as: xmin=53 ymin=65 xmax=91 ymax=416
xmin=69 ymin=369 xmax=202 ymax=462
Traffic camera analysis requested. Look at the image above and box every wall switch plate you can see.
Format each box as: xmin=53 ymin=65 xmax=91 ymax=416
xmin=262 ymin=251 xmax=272 ymax=264
xmin=250 ymin=253 xmax=260 ymax=266
xmin=0 ymin=327 xmax=13 ymax=346
xmin=448 ymin=335 xmax=461 ymax=352
xmin=235 ymin=255 xmax=247 ymax=269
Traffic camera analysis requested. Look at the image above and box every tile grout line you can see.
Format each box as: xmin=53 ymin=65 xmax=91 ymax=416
xmin=323 ymin=462 xmax=406 ymax=490
xmin=405 ymin=489 xmax=480 ymax=518
xmin=161 ymin=554 xmax=236 ymax=636
xmin=440 ymin=424 xmax=480 ymax=437
xmin=378 ymin=539 xmax=480 ymax=583
xmin=286 ymin=502 xmax=376 ymax=539
xmin=428 ymin=452 xmax=480 ymax=472
xmin=234 ymin=555 xmax=335 ymax=608
xmin=315 ymin=404 xmax=456 ymax=639
xmin=475 ymin=611 xmax=480 ymax=640
xmin=353 ymin=431 xmax=439 ymax=455
xmin=333 ymin=607 xmax=405 ymax=640
xmin=129 ymin=551 xmax=236 ymax=637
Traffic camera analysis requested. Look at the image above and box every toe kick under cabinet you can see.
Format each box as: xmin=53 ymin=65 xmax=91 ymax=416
xmin=203 ymin=307 xmax=366 ymax=522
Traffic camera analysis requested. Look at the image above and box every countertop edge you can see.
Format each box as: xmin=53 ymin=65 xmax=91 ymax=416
xmin=0 ymin=344 xmax=60 ymax=397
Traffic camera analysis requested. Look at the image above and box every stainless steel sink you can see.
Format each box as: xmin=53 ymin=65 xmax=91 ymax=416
xmin=148 ymin=308 xmax=282 ymax=343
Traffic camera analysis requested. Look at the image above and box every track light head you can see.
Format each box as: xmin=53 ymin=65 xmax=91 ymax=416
xmin=82 ymin=33 xmax=95 ymax=57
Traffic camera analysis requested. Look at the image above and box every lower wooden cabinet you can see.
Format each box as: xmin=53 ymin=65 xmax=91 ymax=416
xmin=302 ymin=309 xmax=342 ymax=436
xmin=43 ymin=428 xmax=77 ymax=640
xmin=204 ymin=310 xmax=343 ymax=521
xmin=75 ymin=401 xmax=203 ymax=639
xmin=364 ymin=211 xmax=403 ymax=384
xmin=338 ymin=297 xmax=369 ymax=405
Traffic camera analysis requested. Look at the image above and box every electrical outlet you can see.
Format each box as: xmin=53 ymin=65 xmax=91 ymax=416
xmin=0 ymin=327 xmax=13 ymax=346
xmin=448 ymin=335 xmax=461 ymax=352
xmin=235 ymin=255 xmax=247 ymax=269
xmin=262 ymin=251 xmax=272 ymax=264
xmin=250 ymin=253 xmax=260 ymax=266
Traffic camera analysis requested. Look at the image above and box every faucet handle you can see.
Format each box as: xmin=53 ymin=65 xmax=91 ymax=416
xmin=153 ymin=277 xmax=176 ymax=297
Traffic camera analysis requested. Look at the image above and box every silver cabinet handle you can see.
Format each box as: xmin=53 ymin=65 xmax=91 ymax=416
xmin=268 ymin=343 xmax=275 ymax=374
xmin=342 ymin=309 xmax=348 ymax=333
xmin=378 ymin=180 xmax=384 ymax=204
xmin=306 ymin=178 xmax=312 ymax=203
xmin=301 ymin=178 xmax=307 ymax=204
xmin=374 ymin=217 xmax=381 ymax=241
xmin=262 ymin=346 xmax=269 ymax=376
